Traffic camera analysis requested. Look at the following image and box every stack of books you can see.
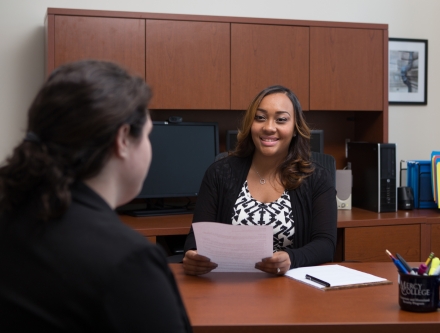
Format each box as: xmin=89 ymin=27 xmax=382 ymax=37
xmin=431 ymin=151 xmax=440 ymax=208
xmin=406 ymin=158 xmax=437 ymax=208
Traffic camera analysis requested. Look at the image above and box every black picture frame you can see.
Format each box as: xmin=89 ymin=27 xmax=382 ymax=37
xmin=389 ymin=38 xmax=428 ymax=105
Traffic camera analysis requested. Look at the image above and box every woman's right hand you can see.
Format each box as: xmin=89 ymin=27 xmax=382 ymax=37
xmin=182 ymin=250 xmax=218 ymax=275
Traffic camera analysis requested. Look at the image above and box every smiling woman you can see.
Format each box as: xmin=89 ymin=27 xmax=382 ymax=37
xmin=182 ymin=85 xmax=337 ymax=276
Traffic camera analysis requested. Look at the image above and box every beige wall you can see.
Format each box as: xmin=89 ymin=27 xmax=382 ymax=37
xmin=1 ymin=0 xmax=439 ymax=180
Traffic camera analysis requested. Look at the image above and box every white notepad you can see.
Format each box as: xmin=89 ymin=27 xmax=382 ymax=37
xmin=285 ymin=264 xmax=391 ymax=291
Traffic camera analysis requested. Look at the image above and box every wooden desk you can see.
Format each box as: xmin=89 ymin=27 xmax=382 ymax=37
xmin=338 ymin=208 xmax=440 ymax=262
xmin=170 ymin=262 xmax=440 ymax=333
xmin=120 ymin=213 xmax=192 ymax=243
xmin=121 ymin=208 xmax=440 ymax=260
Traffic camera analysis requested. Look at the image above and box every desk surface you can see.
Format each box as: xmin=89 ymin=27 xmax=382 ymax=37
xmin=337 ymin=208 xmax=440 ymax=227
xmin=170 ymin=262 xmax=440 ymax=333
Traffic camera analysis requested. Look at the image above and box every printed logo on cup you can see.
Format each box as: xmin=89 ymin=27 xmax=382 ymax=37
xmin=399 ymin=273 xmax=440 ymax=312
xmin=400 ymin=281 xmax=431 ymax=296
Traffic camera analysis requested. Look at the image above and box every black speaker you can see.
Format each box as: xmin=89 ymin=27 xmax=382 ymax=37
xmin=398 ymin=186 xmax=414 ymax=210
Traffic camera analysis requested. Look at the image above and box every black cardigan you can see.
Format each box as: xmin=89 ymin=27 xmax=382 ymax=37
xmin=184 ymin=155 xmax=337 ymax=268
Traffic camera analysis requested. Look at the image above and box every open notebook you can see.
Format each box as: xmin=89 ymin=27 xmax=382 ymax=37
xmin=285 ymin=264 xmax=392 ymax=291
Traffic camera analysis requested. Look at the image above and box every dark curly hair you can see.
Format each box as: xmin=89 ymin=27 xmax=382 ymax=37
xmin=234 ymin=85 xmax=314 ymax=190
xmin=0 ymin=60 xmax=151 ymax=221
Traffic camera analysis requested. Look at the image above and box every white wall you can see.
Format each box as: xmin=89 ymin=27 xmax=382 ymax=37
xmin=1 ymin=0 xmax=439 ymax=174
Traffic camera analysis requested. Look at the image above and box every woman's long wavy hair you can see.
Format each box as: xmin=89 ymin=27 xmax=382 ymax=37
xmin=234 ymin=85 xmax=314 ymax=190
xmin=0 ymin=60 xmax=151 ymax=221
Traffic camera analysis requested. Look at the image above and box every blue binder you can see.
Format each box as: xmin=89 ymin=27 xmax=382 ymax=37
xmin=406 ymin=160 xmax=437 ymax=209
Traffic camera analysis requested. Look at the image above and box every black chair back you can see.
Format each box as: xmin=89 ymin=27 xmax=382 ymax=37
xmin=311 ymin=151 xmax=336 ymax=187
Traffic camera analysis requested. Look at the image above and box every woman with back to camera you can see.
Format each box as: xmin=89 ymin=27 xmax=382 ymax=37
xmin=0 ymin=60 xmax=192 ymax=332
xmin=183 ymin=85 xmax=337 ymax=276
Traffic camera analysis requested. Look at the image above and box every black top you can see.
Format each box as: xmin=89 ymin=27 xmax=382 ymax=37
xmin=184 ymin=155 xmax=337 ymax=268
xmin=0 ymin=182 xmax=192 ymax=332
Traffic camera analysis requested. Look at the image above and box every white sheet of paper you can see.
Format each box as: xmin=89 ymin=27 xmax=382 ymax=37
xmin=192 ymin=222 xmax=273 ymax=272
xmin=285 ymin=264 xmax=388 ymax=290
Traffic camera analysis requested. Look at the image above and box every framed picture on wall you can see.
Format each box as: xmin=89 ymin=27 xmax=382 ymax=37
xmin=389 ymin=38 xmax=428 ymax=105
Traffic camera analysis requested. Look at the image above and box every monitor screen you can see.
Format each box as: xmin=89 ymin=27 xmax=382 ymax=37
xmin=137 ymin=121 xmax=219 ymax=199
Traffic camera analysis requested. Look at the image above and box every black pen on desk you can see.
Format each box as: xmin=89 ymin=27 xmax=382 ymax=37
xmin=396 ymin=253 xmax=412 ymax=273
xmin=305 ymin=274 xmax=331 ymax=288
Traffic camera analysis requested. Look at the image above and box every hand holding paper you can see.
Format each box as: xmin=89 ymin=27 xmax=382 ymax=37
xmin=255 ymin=251 xmax=291 ymax=275
xmin=193 ymin=222 xmax=273 ymax=272
xmin=183 ymin=250 xmax=218 ymax=276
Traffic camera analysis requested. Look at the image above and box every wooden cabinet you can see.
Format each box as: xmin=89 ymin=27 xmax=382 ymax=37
xmin=345 ymin=224 xmax=421 ymax=262
xmin=338 ymin=209 xmax=440 ymax=262
xmin=46 ymin=8 xmax=389 ymax=168
xmin=146 ymin=20 xmax=230 ymax=109
xmin=231 ymin=24 xmax=309 ymax=110
xmin=231 ymin=24 xmax=385 ymax=112
xmin=429 ymin=222 xmax=440 ymax=256
xmin=310 ymin=27 xmax=384 ymax=111
xmin=50 ymin=15 xmax=146 ymax=79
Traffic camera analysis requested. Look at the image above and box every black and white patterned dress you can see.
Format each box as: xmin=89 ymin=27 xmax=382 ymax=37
xmin=231 ymin=181 xmax=295 ymax=252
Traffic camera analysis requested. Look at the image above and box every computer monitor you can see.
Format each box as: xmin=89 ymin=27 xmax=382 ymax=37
xmin=130 ymin=121 xmax=219 ymax=215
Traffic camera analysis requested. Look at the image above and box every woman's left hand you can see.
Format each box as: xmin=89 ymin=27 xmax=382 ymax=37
xmin=255 ymin=251 xmax=291 ymax=275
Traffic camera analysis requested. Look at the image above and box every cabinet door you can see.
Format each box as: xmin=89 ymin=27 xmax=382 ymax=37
xmin=310 ymin=27 xmax=383 ymax=111
xmin=431 ymin=223 xmax=440 ymax=257
xmin=54 ymin=15 xmax=145 ymax=78
xmin=146 ymin=20 xmax=230 ymax=110
xmin=345 ymin=225 xmax=420 ymax=262
xmin=231 ymin=24 xmax=309 ymax=110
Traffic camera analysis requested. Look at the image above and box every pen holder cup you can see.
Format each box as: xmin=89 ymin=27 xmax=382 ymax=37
xmin=398 ymin=270 xmax=440 ymax=312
